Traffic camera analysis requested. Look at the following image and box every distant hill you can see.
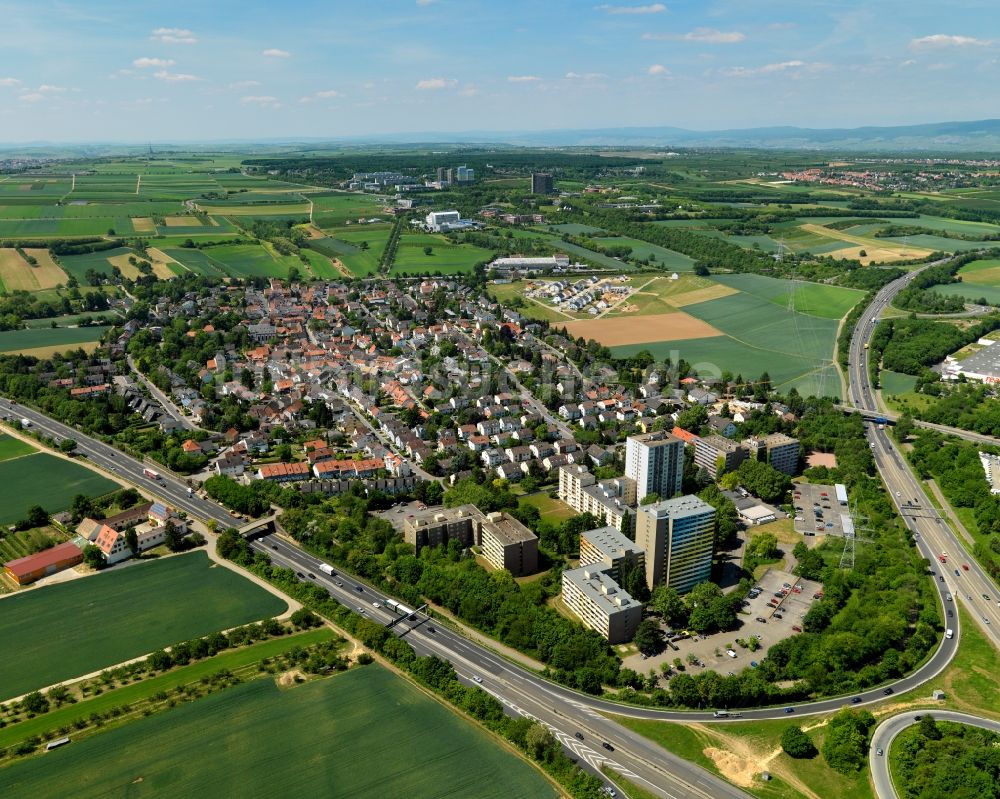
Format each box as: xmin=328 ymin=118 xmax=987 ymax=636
xmin=6 ymin=119 xmax=1000 ymax=154
xmin=353 ymin=119 xmax=1000 ymax=152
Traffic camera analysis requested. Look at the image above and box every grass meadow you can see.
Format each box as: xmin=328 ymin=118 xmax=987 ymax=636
xmin=0 ymin=451 xmax=119 ymax=524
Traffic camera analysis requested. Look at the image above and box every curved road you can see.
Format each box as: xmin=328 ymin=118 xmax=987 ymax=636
xmin=869 ymin=710 xmax=1000 ymax=799
xmin=846 ymin=263 xmax=1000 ymax=648
xmin=2 ymin=267 xmax=996 ymax=796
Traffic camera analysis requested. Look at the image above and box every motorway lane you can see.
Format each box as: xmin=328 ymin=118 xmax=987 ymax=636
xmin=869 ymin=710 xmax=1000 ymax=799
xmin=846 ymin=261 xmax=1000 ymax=647
xmin=253 ymin=533 xmax=752 ymax=799
xmin=0 ymin=397 xmax=241 ymax=529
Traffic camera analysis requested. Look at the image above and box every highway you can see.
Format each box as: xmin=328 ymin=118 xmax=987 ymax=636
xmin=847 ymin=265 xmax=1000 ymax=648
xmin=0 ymin=396 xmax=241 ymax=529
xmin=869 ymin=710 xmax=1000 ymax=799
xmin=253 ymin=532 xmax=752 ymax=799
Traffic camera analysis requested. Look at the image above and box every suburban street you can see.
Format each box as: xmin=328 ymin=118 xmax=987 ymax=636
xmin=869 ymin=710 xmax=1000 ymax=799
xmin=847 ymin=263 xmax=1000 ymax=648
xmin=126 ymin=354 xmax=199 ymax=431
xmin=1 ymin=273 xmax=996 ymax=798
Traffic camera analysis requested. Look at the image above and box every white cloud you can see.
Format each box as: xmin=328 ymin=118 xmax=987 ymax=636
xmin=718 ymin=60 xmax=826 ymax=77
xmin=150 ymin=27 xmax=197 ymax=44
xmin=415 ymin=77 xmax=457 ymax=90
xmin=910 ymin=34 xmax=991 ymax=50
xmin=153 ymin=70 xmax=200 ymax=82
xmin=565 ymin=71 xmax=606 ymax=80
xmin=507 ymin=75 xmax=542 ymax=82
xmin=644 ymin=27 xmax=746 ymax=43
xmin=133 ymin=57 xmax=175 ymax=69
xmin=241 ymin=95 xmax=280 ymax=107
xmin=18 ymin=93 xmax=44 ymax=103
xmin=315 ymin=89 xmax=339 ymax=98
xmin=262 ymin=48 xmax=291 ymax=58
xmin=900 ymin=59 xmax=917 ymax=67
xmin=36 ymin=84 xmax=67 ymax=93
xmin=596 ymin=3 xmax=666 ymax=13
xmin=416 ymin=0 xmax=435 ymax=5
xmin=229 ymin=80 xmax=262 ymax=89
xmin=647 ymin=63 xmax=669 ymax=75
xmin=0 ymin=78 xmax=21 ymax=87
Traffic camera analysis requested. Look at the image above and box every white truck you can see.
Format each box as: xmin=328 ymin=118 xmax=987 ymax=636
xmin=20 ymin=418 xmax=31 ymax=427
xmin=318 ymin=563 xmax=335 ymax=576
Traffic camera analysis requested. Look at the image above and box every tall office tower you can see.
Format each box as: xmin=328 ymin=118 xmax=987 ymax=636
xmin=531 ymin=172 xmax=554 ymax=194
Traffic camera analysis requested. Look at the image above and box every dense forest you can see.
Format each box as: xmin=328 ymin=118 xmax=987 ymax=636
xmin=894 ymin=719 xmax=1000 ymax=799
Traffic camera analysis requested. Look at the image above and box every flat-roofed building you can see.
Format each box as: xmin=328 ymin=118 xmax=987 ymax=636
xmin=635 ymin=495 xmax=716 ymax=593
xmin=403 ymin=504 xmax=477 ymax=551
xmin=625 ymin=431 xmax=684 ymax=503
xmin=562 ymin=565 xmax=643 ymax=644
xmin=558 ymin=464 xmax=637 ymax=532
xmin=743 ymin=433 xmax=800 ymax=476
xmin=693 ymin=435 xmax=747 ymax=476
xmin=579 ymin=526 xmax=644 ymax=585
xmin=477 ymin=511 xmax=538 ymax=576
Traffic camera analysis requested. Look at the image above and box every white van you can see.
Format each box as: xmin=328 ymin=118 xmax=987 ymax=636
xmin=945 ymin=629 xmax=954 ymax=639
xmin=945 ymin=593 xmax=952 ymax=602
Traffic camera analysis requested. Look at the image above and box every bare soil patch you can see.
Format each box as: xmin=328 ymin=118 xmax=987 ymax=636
xmin=142 ymin=247 xmax=180 ymax=279
xmin=15 ymin=341 xmax=102 ymax=358
xmin=562 ymin=312 xmax=722 ymax=346
xmin=0 ymin=249 xmax=39 ymax=291
xmin=108 ymin=253 xmax=141 ymax=280
xmin=131 ymin=217 xmax=156 ymax=233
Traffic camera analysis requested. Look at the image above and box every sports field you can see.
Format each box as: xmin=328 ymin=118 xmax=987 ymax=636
xmin=0 ymin=451 xmax=119 ymax=524
xmin=389 ymin=232 xmax=493 ymax=275
xmin=0 ymin=666 xmax=556 ymax=798
xmin=0 ymin=551 xmax=287 ymax=700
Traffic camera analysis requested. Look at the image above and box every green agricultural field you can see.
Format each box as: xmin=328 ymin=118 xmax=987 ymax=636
xmin=0 ymin=434 xmax=37 ymax=462
xmin=299 ymin=248 xmax=340 ymax=279
xmin=590 ymin=236 xmax=696 ymax=270
xmin=711 ymin=273 xmax=865 ymax=320
xmin=545 ymin=223 xmax=604 ymax=235
xmin=22 ymin=312 xmax=118 ymax=329
xmin=611 ymin=281 xmax=843 ymax=396
xmin=0 ymin=666 xmax=557 ymax=799
xmin=0 ymin=326 xmax=110 ymax=355
xmin=312 ymin=224 xmax=392 ymax=276
xmin=0 ymin=452 xmax=119 ymax=524
xmin=512 ymin=230 xmax=634 ymax=269
xmin=201 ymin=243 xmax=298 ymax=278
xmin=390 ymin=233 xmax=493 ymax=275
xmin=158 ymin=247 xmax=229 ymax=277
xmin=0 ymin=218 xmax=132 ymax=238
xmin=0 ymin=551 xmax=287 ymax=700
xmin=311 ymin=191 xmax=386 ymax=227
xmin=57 ymin=247 xmax=133 ymax=282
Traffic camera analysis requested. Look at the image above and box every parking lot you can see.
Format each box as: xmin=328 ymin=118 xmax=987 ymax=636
xmin=623 ymin=568 xmax=825 ymax=679
xmin=792 ymin=482 xmax=848 ymax=539
xmin=376 ymin=499 xmax=427 ymax=532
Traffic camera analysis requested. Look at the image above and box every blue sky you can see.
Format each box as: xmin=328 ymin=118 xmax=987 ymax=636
xmin=0 ymin=0 xmax=997 ymax=142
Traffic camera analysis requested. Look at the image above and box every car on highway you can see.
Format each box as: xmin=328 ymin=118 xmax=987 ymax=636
xmin=357 ymin=606 xmax=364 ymax=612
xmin=983 ymin=593 xmax=992 ymax=601
xmin=335 ymin=581 xmax=343 ymax=587
xmin=755 ymin=617 xmax=767 ymax=623
xmin=792 ymin=625 xmax=802 ymax=632
xmin=271 ymin=544 xmax=277 ymax=550
xmin=296 ymin=572 xmax=304 ymax=579
xmin=851 ymin=697 xmax=862 ymax=704
xmin=947 ymin=609 xmax=953 ymax=617
xmin=962 ymin=563 xmax=970 ymax=571
xmin=783 ymin=707 xmax=794 ymax=714
xmin=307 ymin=573 xmax=315 ymax=579
xmin=883 ymin=687 xmax=893 ymax=696
xmin=602 ymin=742 xmax=614 ymax=751
xmin=985 ymin=618 xmax=991 ymax=625
xmin=355 ymin=585 xmax=364 ymax=592
xmin=955 ymin=569 xmax=961 ymax=577
xmin=574 ymin=732 xmax=584 ymax=740
xmin=472 ymin=675 xmax=483 ymax=683
xmin=372 ymin=602 xmax=380 ymax=609
xmin=876 ymin=748 xmax=884 ymax=757
xmin=426 ymin=626 xmax=435 ymax=633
